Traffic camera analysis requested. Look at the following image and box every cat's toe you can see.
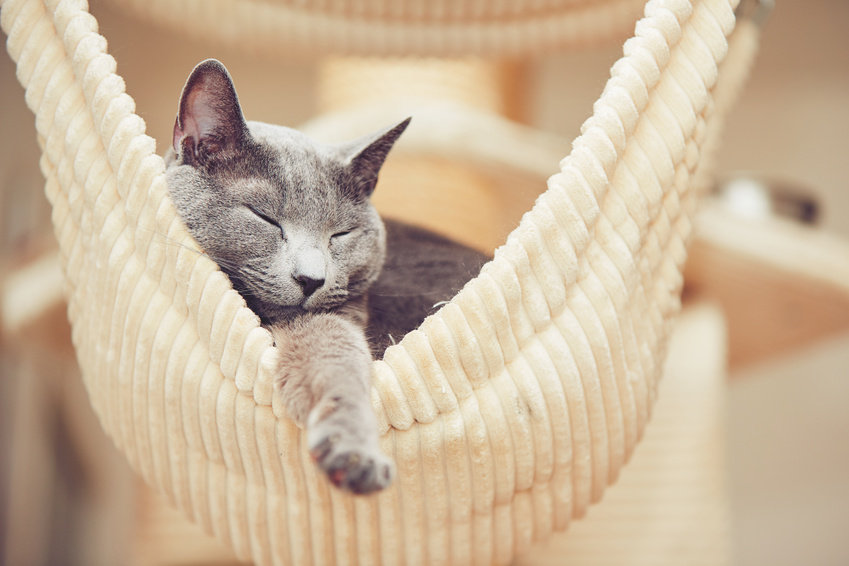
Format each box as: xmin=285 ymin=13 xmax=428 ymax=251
xmin=309 ymin=433 xmax=339 ymax=463
xmin=311 ymin=437 xmax=394 ymax=495
xmin=338 ymin=452 xmax=394 ymax=495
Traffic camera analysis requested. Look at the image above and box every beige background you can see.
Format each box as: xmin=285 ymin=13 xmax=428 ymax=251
xmin=2 ymin=0 xmax=847 ymax=564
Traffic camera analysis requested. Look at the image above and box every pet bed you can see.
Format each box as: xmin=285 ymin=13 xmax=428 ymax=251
xmin=0 ymin=0 xmax=762 ymax=563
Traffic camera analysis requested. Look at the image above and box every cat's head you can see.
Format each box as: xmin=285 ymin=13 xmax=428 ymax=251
xmin=165 ymin=59 xmax=410 ymax=323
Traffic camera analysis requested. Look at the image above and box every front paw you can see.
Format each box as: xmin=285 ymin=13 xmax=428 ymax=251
xmin=307 ymin=420 xmax=394 ymax=495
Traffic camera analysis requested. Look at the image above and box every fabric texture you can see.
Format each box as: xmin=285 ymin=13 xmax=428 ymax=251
xmin=0 ymin=0 xmax=758 ymax=563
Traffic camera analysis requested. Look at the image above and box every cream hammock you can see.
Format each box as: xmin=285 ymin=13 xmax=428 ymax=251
xmin=0 ymin=0 xmax=762 ymax=564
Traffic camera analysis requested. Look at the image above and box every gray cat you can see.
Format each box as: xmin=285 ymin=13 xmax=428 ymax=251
xmin=165 ymin=59 xmax=487 ymax=494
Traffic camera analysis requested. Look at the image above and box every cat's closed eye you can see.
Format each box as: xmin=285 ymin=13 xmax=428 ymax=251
xmin=247 ymin=206 xmax=285 ymax=238
xmin=331 ymin=230 xmax=352 ymax=239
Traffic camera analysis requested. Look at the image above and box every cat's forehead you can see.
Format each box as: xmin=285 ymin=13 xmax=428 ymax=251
xmin=247 ymin=121 xmax=331 ymax=158
xmin=238 ymin=121 xmax=360 ymax=222
xmin=247 ymin=122 xmax=342 ymax=187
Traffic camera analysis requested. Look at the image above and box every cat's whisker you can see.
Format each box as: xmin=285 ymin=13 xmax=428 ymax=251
xmin=133 ymin=224 xmax=243 ymax=272
xmin=367 ymin=290 xmax=454 ymax=298
xmin=134 ymin=225 xmax=203 ymax=254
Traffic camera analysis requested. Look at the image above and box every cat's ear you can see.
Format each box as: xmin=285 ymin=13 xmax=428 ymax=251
xmin=172 ymin=59 xmax=250 ymax=164
xmin=340 ymin=117 xmax=411 ymax=200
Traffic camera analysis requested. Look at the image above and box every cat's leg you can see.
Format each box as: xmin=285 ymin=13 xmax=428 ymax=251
xmin=271 ymin=314 xmax=393 ymax=494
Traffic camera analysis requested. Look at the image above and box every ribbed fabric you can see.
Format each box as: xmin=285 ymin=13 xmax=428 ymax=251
xmin=0 ymin=0 xmax=757 ymax=564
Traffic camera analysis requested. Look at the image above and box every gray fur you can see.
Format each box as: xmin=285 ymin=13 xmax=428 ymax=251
xmin=165 ymin=59 xmax=487 ymax=495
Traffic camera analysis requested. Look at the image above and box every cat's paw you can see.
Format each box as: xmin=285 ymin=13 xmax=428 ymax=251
xmin=308 ymin=424 xmax=394 ymax=495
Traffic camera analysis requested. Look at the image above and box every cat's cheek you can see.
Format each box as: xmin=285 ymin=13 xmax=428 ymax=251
xmin=277 ymin=277 xmax=305 ymax=305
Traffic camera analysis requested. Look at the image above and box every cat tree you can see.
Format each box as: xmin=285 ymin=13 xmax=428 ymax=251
xmin=0 ymin=0 xmax=767 ymax=564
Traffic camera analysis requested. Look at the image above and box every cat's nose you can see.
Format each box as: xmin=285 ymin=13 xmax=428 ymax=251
xmin=295 ymin=274 xmax=325 ymax=297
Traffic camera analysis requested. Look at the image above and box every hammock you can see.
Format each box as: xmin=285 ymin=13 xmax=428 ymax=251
xmin=0 ymin=0 xmax=762 ymax=563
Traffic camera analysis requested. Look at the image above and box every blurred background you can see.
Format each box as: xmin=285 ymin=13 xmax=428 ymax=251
xmin=1 ymin=0 xmax=847 ymax=564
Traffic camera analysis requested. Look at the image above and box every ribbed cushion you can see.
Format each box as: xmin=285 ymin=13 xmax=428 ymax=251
xmin=0 ymin=0 xmax=758 ymax=563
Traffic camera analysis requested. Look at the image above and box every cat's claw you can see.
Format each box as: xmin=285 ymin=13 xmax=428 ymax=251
xmin=309 ymin=431 xmax=394 ymax=495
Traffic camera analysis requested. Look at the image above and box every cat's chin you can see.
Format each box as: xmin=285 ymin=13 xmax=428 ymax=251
xmin=266 ymin=302 xmax=342 ymax=325
xmin=274 ymin=304 xmax=316 ymax=321
xmin=270 ymin=294 xmax=369 ymax=328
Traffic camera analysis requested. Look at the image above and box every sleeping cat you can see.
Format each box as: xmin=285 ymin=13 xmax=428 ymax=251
xmin=165 ymin=59 xmax=488 ymax=494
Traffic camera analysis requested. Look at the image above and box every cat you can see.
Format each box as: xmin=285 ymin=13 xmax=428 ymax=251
xmin=165 ymin=59 xmax=488 ymax=494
